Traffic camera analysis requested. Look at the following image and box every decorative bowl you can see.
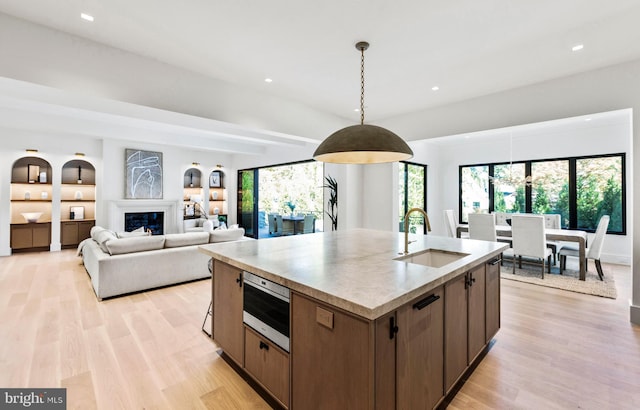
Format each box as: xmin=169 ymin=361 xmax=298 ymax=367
xmin=21 ymin=212 xmax=43 ymax=223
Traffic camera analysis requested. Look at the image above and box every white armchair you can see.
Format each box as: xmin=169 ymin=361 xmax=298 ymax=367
xmin=559 ymin=215 xmax=609 ymax=280
xmin=506 ymin=214 xmax=552 ymax=278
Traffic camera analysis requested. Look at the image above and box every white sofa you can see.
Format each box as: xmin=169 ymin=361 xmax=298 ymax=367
xmin=81 ymin=225 xmax=246 ymax=300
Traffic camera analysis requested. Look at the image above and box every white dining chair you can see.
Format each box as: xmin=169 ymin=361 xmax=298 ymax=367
xmin=493 ymin=212 xmax=511 ymax=226
xmin=505 ymin=214 xmax=552 ymax=279
xmin=468 ymin=213 xmax=497 ymax=242
xmin=559 ymin=215 xmax=610 ymax=280
xmin=444 ymin=209 xmax=468 ymax=238
xmin=543 ymin=213 xmax=561 ymax=265
xmin=443 ymin=209 xmax=457 ymax=238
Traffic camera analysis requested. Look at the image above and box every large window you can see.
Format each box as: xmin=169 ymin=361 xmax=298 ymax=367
xmin=399 ymin=162 xmax=428 ymax=234
xmin=459 ymin=153 xmax=625 ymax=234
xmin=531 ymin=160 xmax=569 ymax=227
xmin=576 ymin=156 xmax=624 ymax=232
xmin=460 ymin=166 xmax=488 ymax=223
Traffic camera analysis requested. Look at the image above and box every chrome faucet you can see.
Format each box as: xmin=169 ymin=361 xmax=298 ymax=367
xmin=403 ymin=208 xmax=432 ymax=254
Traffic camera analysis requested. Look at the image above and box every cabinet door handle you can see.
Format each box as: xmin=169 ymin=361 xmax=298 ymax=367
xmin=389 ymin=316 xmax=399 ymax=340
xmin=465 ymin=273 xmax=477 ymax=288
xmin=413 ymin=294 xmax=440 ymax=310
xmin=236 ymin=273 xmax=242 ymax=287
xmin=489 ymin=258 xmax=501 ymax=265
xmin=259 ymin=341 xmax=269 ymax=351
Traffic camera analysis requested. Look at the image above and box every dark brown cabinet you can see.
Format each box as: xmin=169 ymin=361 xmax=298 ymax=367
xmin=212 ymin=260 xmax=244 ymax=365
xmin=244 ymin=326 xmax=289 ymax=407
xmin=10 ymin=223 xmax=51 ymax=251
xmin=468 ymin=265 xmax=486 ymax=363
xmin=396 ymin=287 xmax=444 ymax=410
xmin=213 ymin=257 xmax=500 ymax=410
xmin=485 ymin=258 xmax=501 ymax=342
xmin=444 ymin=273 xmax=467 ymax=392
xmin=61 ymin=220 xmax=95 ymax=247
xmin=291 ymin=292 xmax=373 ymax=409
xmin=444 ymin=264 xmax=486 ymax=393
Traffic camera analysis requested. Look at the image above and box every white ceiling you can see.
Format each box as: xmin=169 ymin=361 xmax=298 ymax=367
xmin=1 ymin=0 xmax=639 ymax=151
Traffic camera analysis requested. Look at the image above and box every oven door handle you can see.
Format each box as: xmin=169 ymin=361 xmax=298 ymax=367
xmin=243 ymin=279 xmax=290 ymax=302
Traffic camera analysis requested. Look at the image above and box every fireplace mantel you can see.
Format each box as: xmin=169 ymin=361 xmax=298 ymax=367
xmin=108 ymin=200 xmax=181 ymax=234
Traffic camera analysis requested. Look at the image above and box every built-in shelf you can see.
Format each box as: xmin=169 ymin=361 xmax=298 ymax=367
xmin=60 ymin=160 xmax=96 ymax=245
xmin=183 ymin=168 xmax=204 ymax=218
xmin=10 ymin=157 xmax=53 ymax=234
xmin=209 ymin=170 xmax=227 ymax=217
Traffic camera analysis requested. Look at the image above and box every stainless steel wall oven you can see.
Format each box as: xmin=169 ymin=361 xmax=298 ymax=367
xmin=242 ymin=271 xmax=290 ymax=352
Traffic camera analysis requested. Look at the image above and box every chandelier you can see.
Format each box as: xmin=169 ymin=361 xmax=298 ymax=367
xmin=489 ymin=134 xmax=533 ymax=187
xmin=313 ymin=41 xmax=413 ymax=164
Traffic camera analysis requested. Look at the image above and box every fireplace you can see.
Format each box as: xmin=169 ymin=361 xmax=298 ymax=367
xmin=108 ymin=200 xmax=181 ymax=234
xmin=125 ymin=212 xmax=164 ymax=235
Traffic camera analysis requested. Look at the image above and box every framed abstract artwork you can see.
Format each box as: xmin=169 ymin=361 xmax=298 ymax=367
xmin=209 ymin=171 xmax=222 ymax=188
xmin=125 ymin=149 xmax=163 ymax=199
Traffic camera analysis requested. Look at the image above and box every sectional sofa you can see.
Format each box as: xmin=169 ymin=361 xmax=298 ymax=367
xmin=80 ymin=225 xmax=246 ymax=300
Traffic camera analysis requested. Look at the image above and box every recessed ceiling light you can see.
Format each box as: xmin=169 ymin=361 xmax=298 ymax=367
xmin=432 ymin=86 xmax=440 ymax=91
xmin=80 ymin=13 xmax=94 ymax=22
xmin=585 ymin=118 xmax=592 ymax=122
xmin=572 ymin=44 xmax=584 ymax=52
xmin=264 ymin=78 xmax=273 ymax=83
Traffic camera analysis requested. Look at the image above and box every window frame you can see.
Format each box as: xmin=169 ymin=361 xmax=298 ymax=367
xmin=399 ymin=161 xmax=428 ymax=234
xmin=458 ymin=152 xmax=626 ymax=235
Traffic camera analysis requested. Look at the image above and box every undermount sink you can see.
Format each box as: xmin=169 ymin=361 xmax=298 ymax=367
xmin=394 ymin=249 xmax=470 ymax=268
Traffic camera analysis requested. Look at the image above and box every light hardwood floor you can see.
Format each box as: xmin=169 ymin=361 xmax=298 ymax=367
xmin=1 ymin=250 xmax=639 ymax=409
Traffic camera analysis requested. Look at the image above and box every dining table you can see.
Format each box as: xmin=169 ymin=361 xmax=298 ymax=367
xmin=282 ymin=215 xmax=305 ymax=235
xmin=456 ymin=224 xmax=589 ymax=280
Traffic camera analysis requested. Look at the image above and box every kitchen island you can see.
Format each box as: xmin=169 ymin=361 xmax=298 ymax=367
xmin=199 ymin=228 xmax=508 ymax=409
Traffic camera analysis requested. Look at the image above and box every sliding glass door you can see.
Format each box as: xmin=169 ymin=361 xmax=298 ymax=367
xmin=238 ymin=161 xmax=324 ymax=239
xmin=238 ymin=169 xmax=257 ymax=237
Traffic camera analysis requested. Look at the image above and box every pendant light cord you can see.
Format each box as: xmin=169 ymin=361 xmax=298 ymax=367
xmin=360 ymin=46 xmax=365 ymax=125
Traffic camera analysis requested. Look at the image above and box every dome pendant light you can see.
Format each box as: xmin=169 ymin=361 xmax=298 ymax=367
xmin=313 ymin=41 xmax=413 ymax=164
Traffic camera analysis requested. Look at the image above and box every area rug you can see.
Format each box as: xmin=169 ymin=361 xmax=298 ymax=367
xmin=500 ymin=259 xmax=617 ymax=299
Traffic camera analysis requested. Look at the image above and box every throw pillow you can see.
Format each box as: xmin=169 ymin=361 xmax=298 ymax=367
xmin=116 ymin=230 xmax=150 ymax=238
xmin=202 ymin=220 xmax=214 ymax=232
xmin=90 ymin=226 xmax=105 ymax=241
xmin=94 ymin=229 xmax=118 ymax=253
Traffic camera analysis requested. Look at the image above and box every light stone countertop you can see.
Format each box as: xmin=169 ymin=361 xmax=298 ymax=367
xmin=199 ymin=228 xmax=508 ymax=320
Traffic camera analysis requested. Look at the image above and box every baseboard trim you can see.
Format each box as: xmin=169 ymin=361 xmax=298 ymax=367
xmin=601 ymin=253 xmax=630 ymax=266
xmin=630 ymin=302 xmax=640 ymax=325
